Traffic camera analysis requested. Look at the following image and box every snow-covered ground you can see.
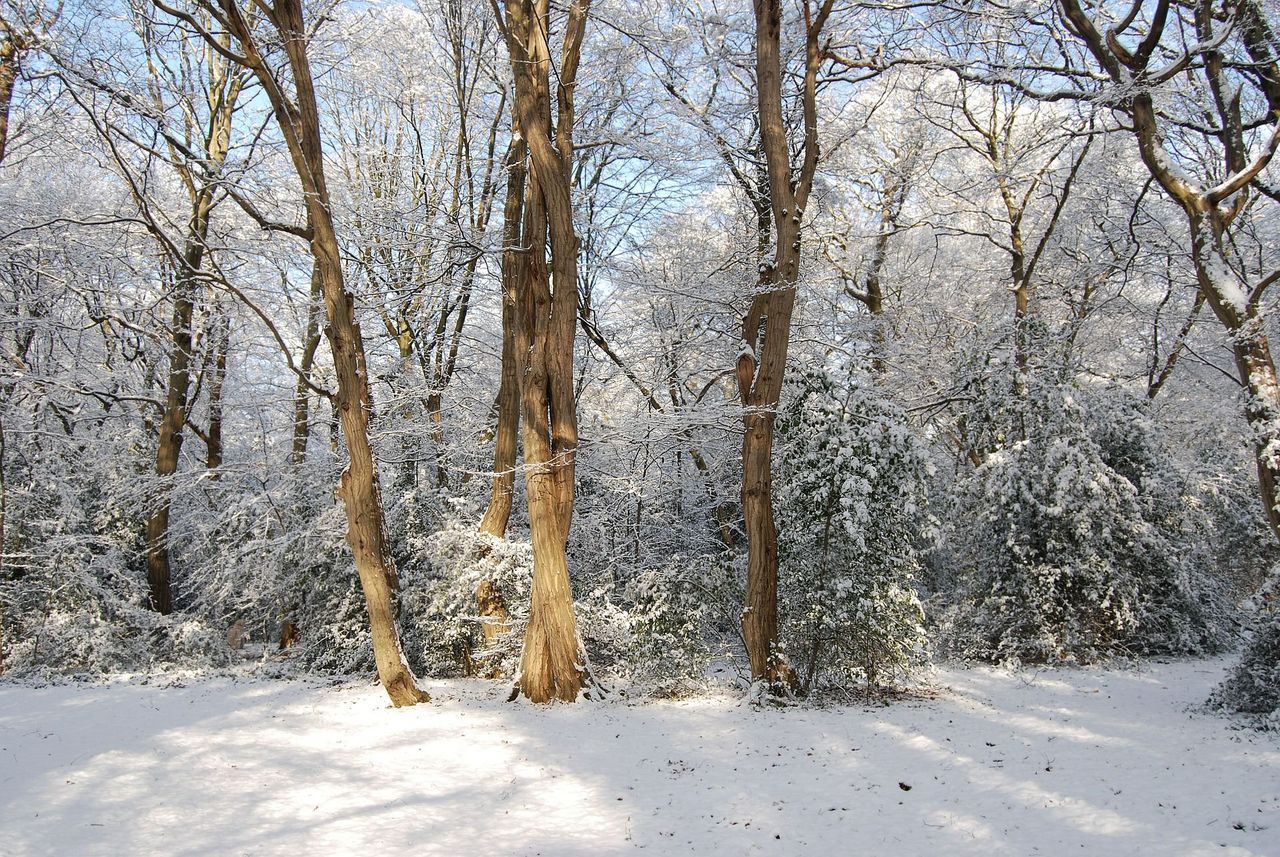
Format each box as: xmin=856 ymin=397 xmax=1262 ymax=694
xmin=1 ymin=658 xmax=1276 ymax=856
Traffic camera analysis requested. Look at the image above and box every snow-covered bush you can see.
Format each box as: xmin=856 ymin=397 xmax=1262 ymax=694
xmin=573 ymin=588 xmax=636 ymax=684
xmin=1179 ymin=431 xmax=1279 ymax=601
xmin=1210 ymin=572 xmax=1280 ymax=726
xmin=621 ymin=552 xmax=741 ymax=694
xmin=0 ymin=428 xmax=232 ymax=676
xmin=774 ymin=366 xmax=931 ymax=692
xmin=173 ymin=458 xmax=356 ymax=673
xmin=944 ymin=381 xmax=1231 ymax=664
xmin=398 ymin=511 xmax=533 ymax=678
xmin=1088 ymin=396 xmax=1238 ymax=654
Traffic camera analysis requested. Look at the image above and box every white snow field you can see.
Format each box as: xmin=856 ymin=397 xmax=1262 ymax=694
xmin=1 ymin=658 xmax=1277 ymax=857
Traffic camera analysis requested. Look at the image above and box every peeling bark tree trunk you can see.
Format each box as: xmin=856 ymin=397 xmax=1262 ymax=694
xmin=496 ymin=0 xmax=591 ymax=703
xmin=472 ymin=204 xmax=520 ymax=668
xmin=479 ymin=292 xmax=520 ymax=536
xmin=474 ymin=577 xmax=511 ymax=674
xmin=201 ymin=0 xmax=428 ymax=705
xmin=737 ymin=0 xmax=831 ymax=691
xmin=472 ymin=109 xmax=529 ymax=678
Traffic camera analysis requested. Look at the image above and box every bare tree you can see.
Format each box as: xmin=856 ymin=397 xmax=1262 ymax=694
xmin=153 ymin=0 xmax=429 ymax=705
xmin=1050 ymin=0 xmax=1280 ymax=536
xmin=737 ymin=0 xmax=832 ymax=691
xmin=332 ymin=1 xmax=505 ymax=490
xmin=918 ymin=79 xmax=1093 ymax=392
xmin=823 ymin=125 xmax=926 ymax=373
xmin=61 ymin=9 xmax=249 ymax=613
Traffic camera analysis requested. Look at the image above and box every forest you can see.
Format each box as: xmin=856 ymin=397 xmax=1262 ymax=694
xmin=2 ymin=0 xmax=1280 ymax=848
xmin=3 ymin=0 xmax=1280 ymax=851
xmin=2 ymin=0 xmax=1280 ymax=709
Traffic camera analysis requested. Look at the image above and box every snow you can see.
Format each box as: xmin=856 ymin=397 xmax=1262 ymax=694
xmin=1200 ymin=239 xmax=1250 ymax=317
xmin=1 ymin=659 xmax=1277 ymax=856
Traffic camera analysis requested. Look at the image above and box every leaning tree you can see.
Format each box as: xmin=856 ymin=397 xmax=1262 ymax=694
xmin=152 ymin=0 xmax=429 ymax=706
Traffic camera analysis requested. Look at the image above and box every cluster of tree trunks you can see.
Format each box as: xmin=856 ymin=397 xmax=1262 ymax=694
xmin=491 ymin=0 xmax=593 ymax=703
xmin=115 ymin=0 xmax=1280 ymax=712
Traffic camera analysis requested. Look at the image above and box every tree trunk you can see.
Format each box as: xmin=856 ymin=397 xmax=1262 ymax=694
xmin=740 ymin=404 xmax=788 ymax=683
xmin=144 ymin=250 xmax=201 ymax=615
xmin=130 ymin=28 xmax=243 ymax=613
xmin=1147 ymin=291 xmax=1205 ymax=400
xmin=737 ymin=0 xmax=830 ymax=691
xmin=479 ymin=130 xmax=527 ymax=539
xmin=474 ymin=577 xmax=510 ymax=668
xmin=426 ymin=390 xmax=446 ymax=488
xmin=211 ymin=0 xmax=428 ymax=705
xmin=688 ymin=447 xmax=734 ymax=548
xmin=473 ymin=128 xmax=524 ymax=663
xmin=316 ymin=224 xmax=428 ymax=706
xmin=205 ymin=311 xmax=228 ymax=472
xmin=1010 ymin=239 xmax=1030 ymax=384
xmin=479 ymin=307 xmax=519 ymax=536
xmin=291 ymin=263 xmax=324 ymax=467
xmin=512 ymin=170 xmax=583 ymax=700
xmin=864 ymin=230 xmax=888 ymax=373
xmin=1191 ymin=212 xmax=1280 ymax=538
xmin=1235 ymin=336 xmax=1280 ymax=538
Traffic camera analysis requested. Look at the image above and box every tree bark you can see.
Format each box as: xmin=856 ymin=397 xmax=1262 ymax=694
xmin=473 ymin=97 xmax=529 ymax=680
xmin=479 ymin=130 xmax=527 ymax=539
xmin=144 ymin=246 xmax=201 ymax=615
xmin=205 ymin=311 xmax=228 ymax=472
xmin=496 ymin=0 xmax=591 ymax=703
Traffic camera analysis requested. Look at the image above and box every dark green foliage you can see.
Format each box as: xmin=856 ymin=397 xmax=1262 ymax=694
xmin=775 ymin=366 xmax=931 ymax=692
xmin=945 ymin=381 xmax=1232 ymax=664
